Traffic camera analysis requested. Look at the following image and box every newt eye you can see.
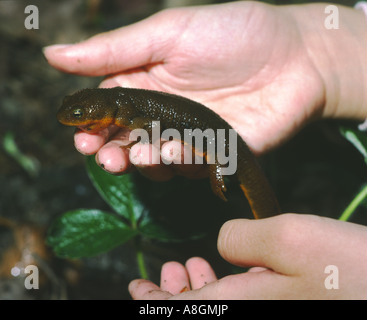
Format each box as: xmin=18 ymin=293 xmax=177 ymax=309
xmin=72 ymin=108 xmax=83 ymax=118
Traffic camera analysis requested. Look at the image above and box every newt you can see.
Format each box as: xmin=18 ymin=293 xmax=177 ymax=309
xmin=57 ymin=87 xmax=281 ymax=219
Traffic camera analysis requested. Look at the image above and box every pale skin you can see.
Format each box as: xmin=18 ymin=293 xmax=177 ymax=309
xmin=44 ymin=1 xmax=367 ymax=299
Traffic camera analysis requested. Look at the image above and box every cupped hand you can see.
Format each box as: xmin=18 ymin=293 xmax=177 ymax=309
xmin=129 ymin=214 xmax=367 ymax=300
xmin=44 ymin=1 xmax=324 ymax=178
xmin=129 ymin=257 xmax=218 ymax=300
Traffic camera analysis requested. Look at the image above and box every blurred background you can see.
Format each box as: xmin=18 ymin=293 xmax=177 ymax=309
xmin=0 ymin=0 xmax=365 ymax=299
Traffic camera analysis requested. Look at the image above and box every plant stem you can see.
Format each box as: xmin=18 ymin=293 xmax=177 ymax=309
xmin=135 ymin=237 xmax=148 ymax=279
xmin=339 ymin=184 xmax=367 ymax=221
xmin=3 ymin=131 xmax=40 ymax=177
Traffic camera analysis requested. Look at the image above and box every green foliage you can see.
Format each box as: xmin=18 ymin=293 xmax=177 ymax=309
xmin=47 ymin=209 xmax=137 ymax=258
xmin=48 ymin=155 xmax=234 ymax=277
xmin=3 ymin=131 xmax=40 ymax=178
xmin=85 ymin=155 xmax=144 ymax=222
xmin=339 ymin=126 xmax=367 ymax=221
xmin=340 ymin=127 xmax=367 ymax=164
xmin=48 ymin=125 xmax=367 ymax=279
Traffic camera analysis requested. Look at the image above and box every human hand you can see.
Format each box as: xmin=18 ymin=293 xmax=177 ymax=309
xmin=129 ymin=214 xmax=367 ymax=299
xmin=44 ymin=1 xmax=325 ymax=177
xmin=45 ymin=2 xmax=367 ymax=179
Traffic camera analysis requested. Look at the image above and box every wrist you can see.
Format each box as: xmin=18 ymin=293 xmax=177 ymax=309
xmin=290 ymin=3 xmax=367 ymax=121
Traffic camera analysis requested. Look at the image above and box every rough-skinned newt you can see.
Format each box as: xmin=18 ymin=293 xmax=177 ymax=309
xmin=57 ymin=87 xmax=281 ymax=219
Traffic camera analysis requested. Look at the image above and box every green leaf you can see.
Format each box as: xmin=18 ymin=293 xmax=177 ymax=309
xmin=85 ymin=156 xmax=144 ymax=221
xmin=85 ymin=157 xmax=238 ymax=243
xmin=340 ymin=126 xmax=367 ymax=162
xmin=85 ymin=157 xmax=209 ymax=241
xmin=47 ymin=209 xmax=137 ymax=258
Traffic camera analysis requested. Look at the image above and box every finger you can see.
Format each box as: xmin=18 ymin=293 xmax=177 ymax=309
xmin=170 ymin=270 xmax=292 ymax=300
xmin=160 ymin=261 xmax=190 ymax=294
xmin=129 ymin=279 xmax=172 ymax=300
xmin=161 ymin=141 xmax=200 ymax=165
xmin=218 ymin=219 xmax=264 ymax=267
xmin=130 ymin=143 xmax=175 ymax=181
xmin=248 ymin=267 xmax=269 ymax=273
xmin=92 ymin=128 xmax=136 ymax=173
xmin=43 ymin=11 xmax=175 ymax=76
xmin=95 ymin=140 xmax=131 ymax=173
xmin=218 ymin=216 xmax=299 ymax=273
xmin=129 ymin=271 xmax=289 ymax=300
xmin=160 ymin=141 xmax=207 ymax=179
xmin=217 ymin=214 xmax=334 ymax=275
xmin=185 ymin=257 xmax=217 ymax=289
xmin=74 ymin=127 xmax=115 ymax=155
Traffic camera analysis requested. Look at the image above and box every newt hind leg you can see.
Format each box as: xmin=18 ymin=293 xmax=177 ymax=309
xmin=119 ymin=117 xmax=159 ymax=149
xmin=208 ymin=163 xmax=227 ymax=201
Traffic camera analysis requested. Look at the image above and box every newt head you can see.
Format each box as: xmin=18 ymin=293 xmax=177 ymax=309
xmin=57 ymin=88 xmax=117 ymax=133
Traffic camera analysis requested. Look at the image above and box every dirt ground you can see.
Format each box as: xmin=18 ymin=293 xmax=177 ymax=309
xmin=0 ymin=0 xmax=366 ymax=300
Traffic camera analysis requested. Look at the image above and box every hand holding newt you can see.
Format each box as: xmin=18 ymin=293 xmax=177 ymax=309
xmin=57 ymin=87 xmax=281 ymax=219
xmin=45 ymin=1 xmax=366 ymax=182
xmin=45 ymin=1 xmax=367 ymax=299
xmin=45 ymin=1 xmax=327 ymax=159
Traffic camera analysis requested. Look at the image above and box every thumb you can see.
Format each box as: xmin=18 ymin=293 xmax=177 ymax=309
xmin=43 ymin=10 xmax=178 ymax=76
xmin=217 ymin=214 xmax=320 ymax=275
